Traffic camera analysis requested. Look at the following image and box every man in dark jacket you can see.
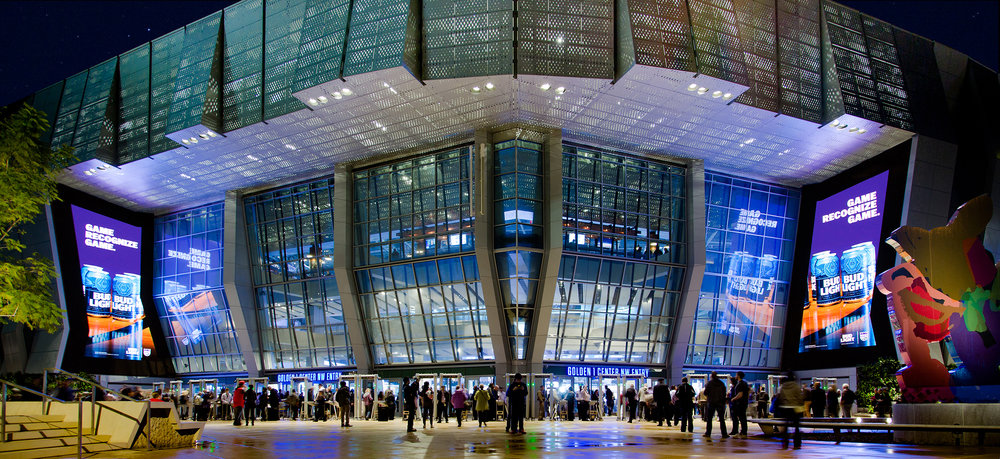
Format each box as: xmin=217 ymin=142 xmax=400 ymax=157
xmin=728 ymin=371 xmax=750 ymax=438
xmin=335 ymin=381 xmax=353 ymax=427
xmin=506 ymin=373 xmax=528 ymax=434
xmin=653 ymin=379 xmax=671 ymax=426
xmin=565 ymin=389 xmax=576 ymax=421
xmin=810 ymin=382 xmax=826 ymax=418
xmin=403 ymin=378 xmax=418 ymax=432
xmin=703 ymin=372 xmax=728 ymax=439
xmin=675 ymin=377 xmax=696 ymax=432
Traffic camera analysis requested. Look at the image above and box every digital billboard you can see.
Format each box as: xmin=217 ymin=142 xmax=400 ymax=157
xmin=799 ymin=170 xmax=889 ymax=352
xmin=72 ymin=205 xmax=157 ymax=360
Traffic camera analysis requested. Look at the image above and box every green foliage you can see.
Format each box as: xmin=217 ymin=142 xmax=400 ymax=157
xmin=856 ymin=357 xmax=904 ymax=409
xmin=0 ymin=105 xmax=75 ymax=332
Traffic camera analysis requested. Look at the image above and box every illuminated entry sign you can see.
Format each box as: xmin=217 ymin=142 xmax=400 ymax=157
xmin=277 ymin=371 xmax=346 ymax=383
xmin=565 ymin=366 xmax=650 ymax=378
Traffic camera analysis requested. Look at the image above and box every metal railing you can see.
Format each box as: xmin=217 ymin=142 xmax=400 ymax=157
xmin=42 ymin=368 xmax=150 ymax=451
xmin=1 ymin=378 xmax=84 ymax=458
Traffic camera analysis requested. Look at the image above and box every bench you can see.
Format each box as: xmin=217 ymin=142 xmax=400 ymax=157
xmin=752 ymin=418 xmax=1000 ymax=446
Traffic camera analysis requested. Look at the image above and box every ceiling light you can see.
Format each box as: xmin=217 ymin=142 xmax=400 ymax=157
xmin=849 ymin=127 xmax=859 ymax=132
xmin=341 ymin=88 xmax=352 ymax=96
xmin=189 ymin=137 xmax=198 ymax=144
xmin=84 ymin=170 xmax=93 ymax=176
xmin=722 ymin=93 xmax=732 ymax=99
xmin=858 ymin=128 xmax=867 ymax=134
xmin=471 ymin=86 xmax=481 ymax=93
xmin=837 ymin=124 xmax=847 ymax=130
xmin=285 ymin=144 xmax=296 ymax=150
xmin=96 ymin=165 xmax=107 ymax=170
xmin=687 ymin=83 xmax=698 ymax=91
xmin=540 ymin=83 xmax=551 ymax=91
xmin=485 ymin=82 xmax=494 ymax=90
xmin=317 ymin=95 xmax=328 ymax=103
xmin=833 ymin=119 xmax=841 ymax=126
xmin=712 ymin=90 xmax=722 ymax=98
xmin=181 ymin=139 xmax=190 ymax=145
xmin=307 ymin=98 xmax=318 ymax=106
xmin=333 ymin=92 xmax=343 ymax=99
xmin=555 ymin=86 xmax=566 ymax=94
xmin=199 ymin=133 xmax=209 ymax=139
xmin=697 ymin=87 xmax=708 ymax=95
xmin=208 ymin=131 xmax=218 ymax=137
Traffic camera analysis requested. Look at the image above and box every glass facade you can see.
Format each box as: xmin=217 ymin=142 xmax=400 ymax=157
xmin=153 ymin=203 xmax=245 ymax=374
xmin=494 ymin=139 xmax=544 ymax=360
xmin=353 ymin=147 xmax=492 ymax=365
xmin=686 ymin=172 xmax=799 ymax=368
xmin=546 ymin=144 xmax=687 ymax=363
xmin=245 ymin=178 xmax=355 ymax=370
xmin=353 ymin=147 xmax=474 ymax=266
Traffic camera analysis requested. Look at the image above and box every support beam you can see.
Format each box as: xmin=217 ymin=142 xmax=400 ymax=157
xmin=223 ymin=191 xmax=261 ymax=377
xmin=527 ymin=128 xmax=564 ymax=373
xmin=666 ymin=160 xmax=706 ymax=383
xmin=333 ymin=164 xmax=373 ymax=374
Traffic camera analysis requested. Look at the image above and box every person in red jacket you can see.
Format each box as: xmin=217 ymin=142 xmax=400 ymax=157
xmin=232 ymin=381 xmax=246 ymax=426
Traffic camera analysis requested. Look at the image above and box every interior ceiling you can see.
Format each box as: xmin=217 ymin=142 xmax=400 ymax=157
xmin=59 ymin=64 xmax=912 ymax=214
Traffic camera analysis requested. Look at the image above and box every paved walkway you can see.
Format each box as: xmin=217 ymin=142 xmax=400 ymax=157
xmin=96 ymin=417 xmax=1000 ymax=458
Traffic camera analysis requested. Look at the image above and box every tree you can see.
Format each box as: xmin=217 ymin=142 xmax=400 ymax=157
xmin=0 ymin=105 xmax=75 ymax=332
xmin=856 ymin=357 xmax=904 ymax=410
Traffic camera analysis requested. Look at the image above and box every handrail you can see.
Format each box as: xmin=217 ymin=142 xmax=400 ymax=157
xmin=45 ymin=368 xmax=139 ymax=402
xmin=2 ymin=377 xmax=84 ymax=458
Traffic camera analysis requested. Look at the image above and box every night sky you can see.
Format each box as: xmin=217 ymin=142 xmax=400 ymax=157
xmin=0 ymin=0 xmax=996 ymax=108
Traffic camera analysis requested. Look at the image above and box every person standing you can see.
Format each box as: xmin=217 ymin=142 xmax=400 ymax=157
xmin=576 ymin=385 xmax=590 ymax=421
xmin=776 ymin=376 xmax=804 ymax=450
xmin=653 ymin=379 xmax=670 ymax=426
xmin=728 ymin=371 xmax=750 ymax=438
xmin=363 ymin=388 xmax=374 ymax=420
xmin=452 ymin=385 xmax=468 ymax=427
xmin=703 ymin=372 xmax=728 ymax=439
xmin=564 ymin=388 xmax=575 ymax=421
xmin=675 ymin=377 xmax=695 ymax=433
xmin=313 ymin=390 xmax=327 ymax=422
xmin=474 ymin=384 xmax=491 ymax=427
xmin=403 ymin=378 xmax=418 ymax=432
xmin=269 ymin=388 xmax=280 ymax=421
xmin=755 ymin=387 xmax=769 ymax=418
xmin=287 ymin=391 xmax=300 ymax=420
xmin=604 ymin=385 xmax=615 ymax=417
xmin=625 ymin=384 xmax=638 ymax=423
xmin=385 ymin=388 xmax=397 ymax=421
xmin=232 ymin=382 xmax=246 ymax=426
xmin=335 ymin=381 xmax=353 ymax=427
xmin=506 ymin=373 xmax=528 ymax=434
xmin=437 ymin=385 xmax=450 ymax=423
xmin=244 ymin=385 xmax=257 ymax=426
xmin=420 ymin=381 xmax=435 ymax=429
xmin=826 ymin=385 xmax=840 ymax=417
xmin=840 ymin=384 xmax=856 ymax=417
xmin=536 ymin=387 xmax=547 ymax=420
xmin=219 ymin=388 xmax=232 ymax=420
xmin=810 ymin=382 xmax=826 ymax=418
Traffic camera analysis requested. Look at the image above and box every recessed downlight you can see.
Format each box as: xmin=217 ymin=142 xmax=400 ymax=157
xmin=341 ymin=88 xmax=353 ymax=96
xmin=307 ymin=98 xmax=318 ymax=106
xmin=317 ymin=95 xmax=328 ymax=103
xmin=540 ymin=83 xmax=551 ymax=91
xmin=712 ymin=90 xmax=723 ymax=98
xmin=485 ymin=82 xmax=494 ymax=90
xmin=687 ymin=83 xmax=698 ymax=91
xmin=555 ymin=86 xmax=566 ymax=94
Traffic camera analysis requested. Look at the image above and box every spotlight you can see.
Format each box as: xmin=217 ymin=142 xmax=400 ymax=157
xmin=555 ymin=87 xmax=566 ymax=94
xmin=858 ymin=128 xmax=867 ymax=134
xmin=208 ymin=131 xmax=218 ymax=137
xmin=540 ymin=83 xmax=551 ymax=91
xmin=712 ymin=90 xmax=722 ymax=98
xmin=697 ymin=87 xmax=708 ymax=95
xmin=341 ymin=88 xmax=353 ymax=96
xmin=485 ymin=82 xmax=494 ymax=90
xmin=199 ymin=133 xmax=209 ymax=139
xmin=471 ymin=86 xmax=481 ymax=93
xmin=182 ymin=139 xmax=190 ymax=145
xmin=687 ymin=83 xmax=698 ymax=91
xmin=333 ymin=92 xmax=343 ymax=99
xmin=189 ymin=137 xmax=198 ymax=144
xmin=722 ymin=93 xmax=732 ymax=100
xmin=317 ymin=96 xmax=328 ymax=103
xmin=307 ymin=98 xmax=318 ymax=106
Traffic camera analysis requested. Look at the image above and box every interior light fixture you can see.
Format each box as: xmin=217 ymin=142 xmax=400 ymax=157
xmin=199 ymin=133 xmax=209 ymax=139
xmin=697 ymin=87 xmax=708 ymax=95
xmin=333 ymin=92 xmax=343 ymax=99
xmin=712 ymin=90 xmax=723 ymax=98
xmin=540 ymin=83 xmax=551 ymax=91
xmin=471 ymin=86 xmax=481 ymax=93
xmin=687 ymin=83 xmax=698 ymax=91
xmin=485 ymin=82 xmax=494 ymax=90
xmin=189 ymin=137 xmax=198 ymax=144
xmin=182 ymin=139 xmax=190 ymax=145
xmin=555 ymin=86 xmax=566 ymax=94
xmin=722 ymin=93 xmax=732 ymax=100
xmin=341 ymin=88 xmax=353 ymax=96
xmin=317 ymin=95 xmax=328 ymax=103
xmin=307 ymin=98 xmax=319 ymax=106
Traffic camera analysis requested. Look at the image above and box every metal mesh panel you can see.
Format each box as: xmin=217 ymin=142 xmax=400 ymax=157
xmin=424 ymin=0 xmax=513 ymax=79
xmin=516 ymin=0 xmax=614 ymax=79
xmin=223 ymin=0 xmax=264 ymax=132
xmin=343 ymin=0 xmax=411 ymax=77
xmin=263 ymin=0 xmax=309 ymax=120
xmin=731 ymin=0 xmax=778 ymax=113
xmin=150 ymin=29 xmax=185 ymax=154
xmin=626 ymin=0 xmax=695 ymax=72
xmin=118 ymin=44 xmax=151 ymax=164
xmin=166 ymin=12 xmax=222 ymax=135
xmin=50 ymin=71 xmax=88 ymax=151
xmin=822 ymin=2 xmax=912 ymax=130
xmin=688 ymin=0 xmax=749 ymax=85
xmin=31 ymin=82 xmax=64 ymax=144
xmin=293 ymin=0 xmax=350 ymax=91
xmin=775 ymin=0 xmax=822 ymax=123
xmin=892 ymin=27 xmax=950 ymax=140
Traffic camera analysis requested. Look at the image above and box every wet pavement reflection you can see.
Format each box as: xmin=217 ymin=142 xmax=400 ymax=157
xmin=93 ymin=418 xmax=1000 ymax=458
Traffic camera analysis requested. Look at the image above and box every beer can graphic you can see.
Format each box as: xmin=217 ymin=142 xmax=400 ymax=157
xmin=853 ymin=241 xmax=877 ymax=294
xmin=111 ymin=273 xmax=140 ymax=322
xmin=840 ymin=246 xmax=868 ymax=300
xmin=82 ymin=265 xmax=111 ymax=317
xmin=112 ymin=273 xmax=143 ymax=360
xmin=810 ymin=251 xmax=841 ymax=307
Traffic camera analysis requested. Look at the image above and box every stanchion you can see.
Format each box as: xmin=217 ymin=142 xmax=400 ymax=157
xmin=2 ymin=382 xmax=7 ymax=443
xmin=146 ymin=400 xmax=151 ymax=451
xmin=77 ymin=401 xmax=83 ymax=458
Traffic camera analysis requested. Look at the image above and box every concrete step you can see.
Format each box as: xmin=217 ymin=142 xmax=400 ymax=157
xmin=0 ymin=444 xmax=85 ymax=459
xmin=17 ymin=423 xmax=52 ymax=431
xmin=6 ymin=430 xmax=44 ymax=441
xmin=0 ymin=438 xmax=63 ymax=452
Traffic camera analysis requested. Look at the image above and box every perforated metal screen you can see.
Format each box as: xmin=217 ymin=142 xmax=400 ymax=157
xmin=50 ymin=71 xmax=88 ymax=157
xmin=165 ymin=12 xmax=222 ymax=136
xmin=343 ymin=0 xmax=413 ymax=77
xmin=118 ymin=44 xmax=152 ymax=164
xmin=516 ymin=0 xmax=614 ymax=79
xmin=626 ymin=0 xmax=696 ymax=72
xmin=424 ymin=0 xmax=513 ymax=79
xmin=262 ymin=0 xmax=308 ymax=120
xmin=292 ymin=0 xmax=350 ymax=91
xmin=149 ymin=29 xmax=185 ymax=155
xmin=222 ymin=0 xmax=264 ymax=132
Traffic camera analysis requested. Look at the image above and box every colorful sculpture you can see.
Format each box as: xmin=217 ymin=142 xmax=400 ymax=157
xmin=877 ymin=195 xmax=1000 ymax=402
